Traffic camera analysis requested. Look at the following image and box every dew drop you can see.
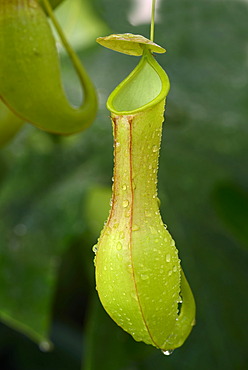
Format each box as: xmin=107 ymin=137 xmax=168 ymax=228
xmin=173 ymin=265 xmax=177 ymax=272
xmin=166 ymin=253 xmax=171 ymax=262
xmin=122 ymin=200 xmax=129 ymax=208
xmin=168 ymin=270 xmax=172 ymax=276
xmin=111 ymin=176 xmax=114 ymax=182
xmin=161 ymin=349 xmax=174 ymax=356
xmin=116 ymin=242 xmax=122 ymax=251
xmin=170 ymin=239 xmax=175 ymax=246
xmin=122 ymin=184 xmax=127 ymax=190
xmin=92 ymin=244 xmax=98 ymax=254
xmin=152 ymin=145 xmax=159 ymax=152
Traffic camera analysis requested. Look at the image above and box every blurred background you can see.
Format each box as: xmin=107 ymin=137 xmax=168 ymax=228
xmin=1 ymin=0 xmax=248 ymax=369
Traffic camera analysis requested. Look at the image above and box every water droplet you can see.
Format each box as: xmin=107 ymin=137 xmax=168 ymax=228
xmin=116 ymin=141 xmax=120 ymax=147
xmin=170 ymin=239 xmax=175 ymax=246
xmin=109 ymin=199 xmax=113 ymax=206
xmin=173 ymin=265 xmax=177 ymax=272
xmin=152 ymin=145 xmax=159 ymax=152
xmin=168 ymin=270 xmax=172 ymax=276
xmin=116 ymin=242 xmax=122 ymax=251
xmin=111 ymin=176 xmax=114 ymax=182
xmin=141 ymin=274 xmax=149 ymax=280
xmin=162 ymin=349 xmax=174 ymax=356
xmin=166 ymin=254 xmax=171 ymax=262
xmin=122 ymin=200 xmax=129 ymax=208
xmin=92 ymin=244 xmax=98 ymax=254
xmin=157 ymin=197 xmax=161 ymax=207
xmin=132 ymin=224 xmax=140 ymax=231
xmin=122 ymin=184 xmax=127 ymax=190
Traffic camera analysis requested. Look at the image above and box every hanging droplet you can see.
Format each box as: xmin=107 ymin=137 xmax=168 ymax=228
xmin=161 ymin=349 xmax=174 ymax=356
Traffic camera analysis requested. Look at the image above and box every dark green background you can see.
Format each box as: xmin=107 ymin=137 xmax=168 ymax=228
xmin=1 ymin=0 xmax=248 ymax=369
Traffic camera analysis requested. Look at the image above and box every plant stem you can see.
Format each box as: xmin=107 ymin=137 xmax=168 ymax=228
xmin=150 ymin=0 xmax=156 ymax=42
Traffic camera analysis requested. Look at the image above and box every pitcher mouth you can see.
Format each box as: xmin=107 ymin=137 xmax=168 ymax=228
xmin=107 ymin=48 xmax=170 ymax=116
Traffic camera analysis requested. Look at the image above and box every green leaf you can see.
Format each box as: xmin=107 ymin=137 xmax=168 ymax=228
xmin=0 ymin=143 xmax=92 ymax=344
